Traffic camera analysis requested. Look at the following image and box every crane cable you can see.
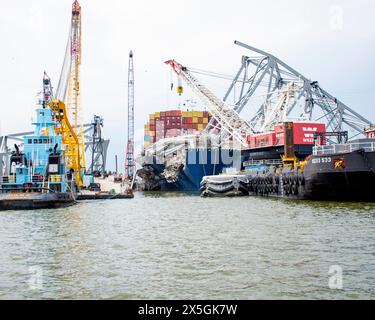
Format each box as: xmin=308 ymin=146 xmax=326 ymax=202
xmin=170 ymin=68 xmax=174 ymax=91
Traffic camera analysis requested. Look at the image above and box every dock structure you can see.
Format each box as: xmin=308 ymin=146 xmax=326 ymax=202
xmin=76 ymin=193 xmax=133 ymax=200
xmin=77 ymin=175 xmax=134 ymax=200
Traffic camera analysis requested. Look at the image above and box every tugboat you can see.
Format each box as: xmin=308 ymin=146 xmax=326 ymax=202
xmin=0 ymin=95 xmax=76 ymax=210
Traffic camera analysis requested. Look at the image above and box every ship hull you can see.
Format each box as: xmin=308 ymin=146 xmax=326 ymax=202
xmin=201 ymin=150 xmax=375 ymax=201
xmin=139 ymin=149 xmax=235 ymax=192
xmin=302 ymin=150 xmax=375 ymax=201
xmin=0 ymin=192 xmax=75 ymax=211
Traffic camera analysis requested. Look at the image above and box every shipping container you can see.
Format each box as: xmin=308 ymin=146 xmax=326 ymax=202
xmin=293 ymin=122 xmax=326 ymax=145
xmin=144 ymin=108 xmax=211 ymax=148
xmin=165 ymin=129 xmax=182 ymax=137
xmin=246 ymin=122 xmax=326 ymax=148
xmin=182 ymin=111 xmax=193 ymax=117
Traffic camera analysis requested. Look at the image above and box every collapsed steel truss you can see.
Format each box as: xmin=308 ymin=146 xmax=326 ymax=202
xmin=224 ymin=41 xmax=372 ymax=139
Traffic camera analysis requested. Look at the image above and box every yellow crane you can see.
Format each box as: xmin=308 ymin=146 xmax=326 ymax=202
xmin=51 ymin=0 xmax=85 ymax=187
xmin=48 ymin=99 xmax=83 ymax=186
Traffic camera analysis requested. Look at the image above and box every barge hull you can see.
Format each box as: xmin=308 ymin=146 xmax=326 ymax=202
xmin=303 ymin=149 xmax=375 ymax=201
xmin=202 ymin=150 xmax=375 ymax=201
xmin=0 ymin=193 xmax=75 ymax=211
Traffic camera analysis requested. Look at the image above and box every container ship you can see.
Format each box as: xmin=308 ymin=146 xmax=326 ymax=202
xmin=138 ymin=109 xmax=235 ymax=191
xmin=138 ymin=110 xmax=328 ymax=193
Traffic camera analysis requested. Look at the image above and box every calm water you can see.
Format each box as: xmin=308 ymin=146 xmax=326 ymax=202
xmin=0 ymin=193 xmax=374 ymax=300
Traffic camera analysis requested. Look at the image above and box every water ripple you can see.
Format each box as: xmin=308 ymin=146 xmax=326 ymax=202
xmin=0 ymin=193 xmax=374 ymax=299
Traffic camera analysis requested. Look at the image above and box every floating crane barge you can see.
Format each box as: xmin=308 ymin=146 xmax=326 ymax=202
xmin=0 ymin=79 xmax=76 ymax=210
xmin=0 ymin=1 xmax=134 ymax=210
xmin=201 ymin=129 xmax=375 ymax=201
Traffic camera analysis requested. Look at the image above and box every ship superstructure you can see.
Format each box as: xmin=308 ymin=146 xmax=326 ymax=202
xmin=0 ymin=92 xmax=76 ymax=209
xmin=1 ymin=107 xmax=70 ymax=192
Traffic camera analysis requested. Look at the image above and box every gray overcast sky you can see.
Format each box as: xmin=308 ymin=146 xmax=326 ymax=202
xmin=1 ymin=0 xmax=374 ymax=171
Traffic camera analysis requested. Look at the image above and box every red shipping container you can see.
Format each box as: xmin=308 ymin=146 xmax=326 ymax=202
xmin=167 ymin=124 xmax=178 ymax=129
xmin=293 ymin=122 xmax=326 ymax=145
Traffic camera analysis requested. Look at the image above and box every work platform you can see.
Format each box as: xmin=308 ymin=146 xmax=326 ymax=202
xmin=77 ymin=174 xmax=134 ymax=200
xmin=77 ymin=193 xmax=133 ymax=200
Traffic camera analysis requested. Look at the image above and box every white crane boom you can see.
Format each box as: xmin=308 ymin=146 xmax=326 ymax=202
xmin=165 ymin=60 xmax=253 ymax=148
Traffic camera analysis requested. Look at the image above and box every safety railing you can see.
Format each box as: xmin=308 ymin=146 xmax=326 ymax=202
xmin=243 ymin=159 xmax=283 ymax=167
xmin=313 ymin=142 xmax=375 ymax=155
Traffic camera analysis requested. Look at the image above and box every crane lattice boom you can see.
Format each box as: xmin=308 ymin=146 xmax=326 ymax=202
xmin=165 ymin=60 xmax=253 ymax=148
xmin=49 ymin=0 xmax=86 ymax=186
xmin=125 ymin=51 xmax=135 ymax=180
